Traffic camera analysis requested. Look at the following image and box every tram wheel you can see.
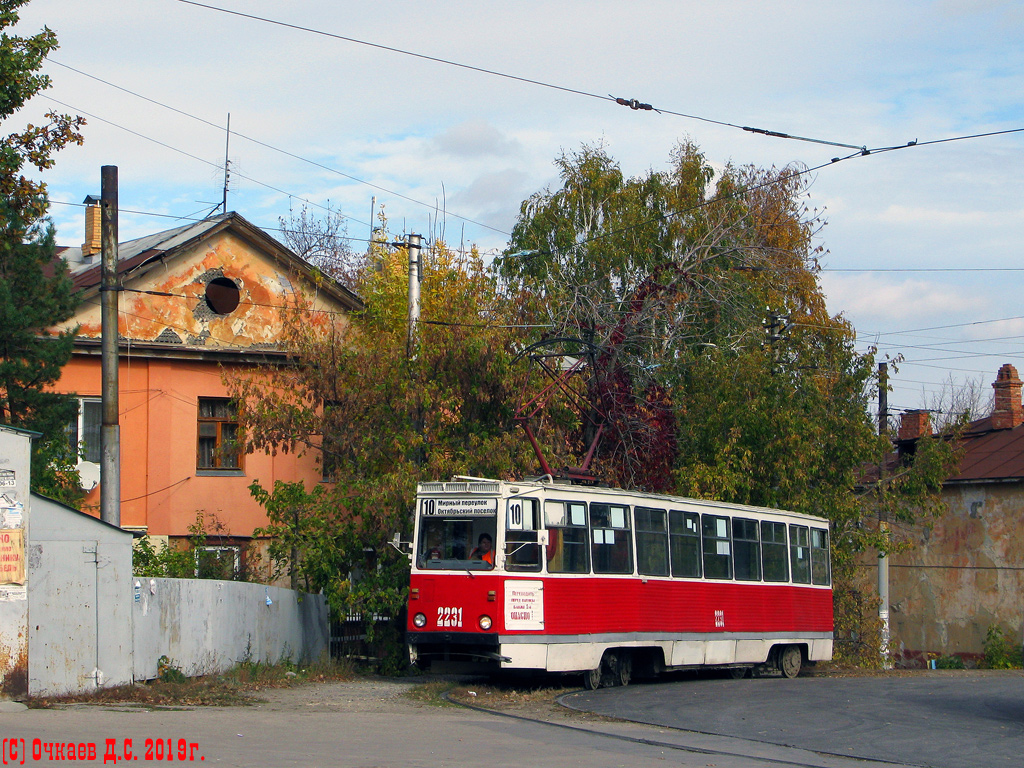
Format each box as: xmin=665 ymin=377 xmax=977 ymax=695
xmin=728 ymin=666 xmax=750 ymax=679
xmin=583 ymin=666 xmax=602 ymax=690
xmin=615 ymin=652 xmax=632 ymax=687
xmin=779 ymin=645 xmax=803 ymax=679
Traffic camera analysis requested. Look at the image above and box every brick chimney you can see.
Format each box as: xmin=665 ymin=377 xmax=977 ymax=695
xmin=990 ymin=363 xmax=1023 ymax=430
xmin=898 ymin=410 xmax=931 ymax=441
xmin=81 ymin=194 xmax=101 ymax=259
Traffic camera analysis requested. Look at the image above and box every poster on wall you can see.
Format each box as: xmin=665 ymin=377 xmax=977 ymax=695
xmin=0 ymin=528 xmax=25 ymax=586
xmin=0 ymin=493 xmax=23 ymax=528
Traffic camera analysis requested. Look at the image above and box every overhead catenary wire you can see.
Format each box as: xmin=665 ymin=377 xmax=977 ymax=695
xmin=172 ymin=0 xmax=878 ymax=152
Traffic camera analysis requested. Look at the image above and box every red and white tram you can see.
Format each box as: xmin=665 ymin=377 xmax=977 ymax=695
xmin=406 ymin=476 xmax=832 ymax=687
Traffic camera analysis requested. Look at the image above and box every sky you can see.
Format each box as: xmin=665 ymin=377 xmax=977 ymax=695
xmin=10 ymin=0 xmax=1024 ymax=420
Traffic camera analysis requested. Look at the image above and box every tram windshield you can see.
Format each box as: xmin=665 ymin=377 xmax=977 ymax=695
xmin=416 ymin=496 xmax=497 ymax=570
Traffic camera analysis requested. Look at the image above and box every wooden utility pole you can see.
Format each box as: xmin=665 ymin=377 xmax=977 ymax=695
xmin=100 ymin=166 xmax=121 ymax=527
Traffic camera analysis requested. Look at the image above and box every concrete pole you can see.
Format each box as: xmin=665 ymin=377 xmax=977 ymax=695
xmin=406 ymin=234 xmax=422 ymax=360
xmin=100 ymin=166 xmax=121 ymax=527
xmin=877 ymin=362 xmax=890 ymax=667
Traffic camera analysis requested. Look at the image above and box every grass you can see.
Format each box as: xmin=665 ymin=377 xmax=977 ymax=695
xmin=26 ymin=656 xmax=356 ymax=709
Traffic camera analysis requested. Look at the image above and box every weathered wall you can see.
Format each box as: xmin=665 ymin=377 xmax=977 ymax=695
xmin=132 ymin=578 xmax=328 ymax=679
xmin=889 ymin=482 xmax=1024 ymax=658
xmin=0 ymin=426 xmax=31 ymax=699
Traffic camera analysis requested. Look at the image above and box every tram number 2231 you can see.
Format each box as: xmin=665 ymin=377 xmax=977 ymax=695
xmin=437 ymin=606 xmax=463 ymax=628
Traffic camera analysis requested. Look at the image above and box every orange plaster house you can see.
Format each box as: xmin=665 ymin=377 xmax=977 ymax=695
xmin=52 ymin=205 xmax=360 ymax=575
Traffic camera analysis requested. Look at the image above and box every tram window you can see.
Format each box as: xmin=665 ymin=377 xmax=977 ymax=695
xmin=545 ymin=501 xmax=589 ymax=573
xmin=669 ymin=510 xmax=701 ymax=578
xmin=590 ymin=503 xmax=633 ymax=574
xmin=761 ymin=521 xmax=790 ymax=582
xmin=417 ymin=517 xmax=496 ymax=569
xmin=810 ymin=528 xmax=831 ymax=585
xmin=732 ymin=518 xmax=761 ymax=581
xmin=702 ymin=514 xmax=732 ymax=580
xmin=635 ymin=507 xmax=669 ymax=577
xmin=505 ymin=498 xmax=541 ymax=572
xmin=790 ymin=524 xmax=811 ymax=584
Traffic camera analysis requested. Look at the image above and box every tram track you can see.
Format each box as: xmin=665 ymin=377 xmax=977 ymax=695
xmin=445 ymin=688 xmax=931 ymax=768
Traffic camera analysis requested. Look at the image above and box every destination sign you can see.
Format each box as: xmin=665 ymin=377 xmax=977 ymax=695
xmin=421 ymin=497 xmax=497 ymax=517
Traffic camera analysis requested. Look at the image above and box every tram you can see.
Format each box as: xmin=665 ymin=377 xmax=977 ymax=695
xmin=406 ymin=476 xmax=833 ymax=687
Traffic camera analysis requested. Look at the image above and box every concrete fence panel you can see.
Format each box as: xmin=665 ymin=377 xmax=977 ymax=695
xmin=132 ymin=578 xmax=328 ymax=680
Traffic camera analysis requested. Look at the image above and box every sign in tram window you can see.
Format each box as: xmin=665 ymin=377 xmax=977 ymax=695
xmin=635 ymin=507 xmax=669 ymax=577
xmin=590 ymin=503 xmax=633 ymax=574
xmin=669 ymin=510 xmax=701 ymax=578
xmin=732 ymin=518 xmax=761 ymax=581
xmin=790 ymin=524 xmax=811 ymax=584
xmin=506 ymin=498 xmax=542 ymax=572
xmin=760 ymin=520 xmax=790 ymax=582
xmin=702 ymin=514 xmax=733 ymax=579
xmin=810 ymin=528 xmax=831 ymax=585
xmin=544 ymin=500 xmax=589 ymax=573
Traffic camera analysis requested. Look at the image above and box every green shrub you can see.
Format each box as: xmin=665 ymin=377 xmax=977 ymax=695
xmin=982 ymin=625 xmax=1022 ymax=669
xmin=935 ymin=655 xmax=965 ymax=670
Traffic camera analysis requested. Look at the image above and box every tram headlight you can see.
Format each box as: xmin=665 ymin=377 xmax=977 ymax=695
xmin=413 ymin=612 xmax=427 ymax=628
xmin=478 ymin=615 xmax=493 ymax=631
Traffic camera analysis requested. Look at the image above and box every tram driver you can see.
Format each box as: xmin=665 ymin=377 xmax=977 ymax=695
xmin=470 ymin=532 xmax=494 ymax=566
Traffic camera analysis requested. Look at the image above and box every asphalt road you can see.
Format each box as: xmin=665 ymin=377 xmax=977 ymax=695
xmin=3 ymin=672 xmax=1022 ymax=768
xmin=562 ymin=670 xmax=1024 ymax=768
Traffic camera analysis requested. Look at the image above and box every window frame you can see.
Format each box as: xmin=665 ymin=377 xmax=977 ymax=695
xmin=589 ymin=502 xmax=634 ymax=575
xmin=635 ymin=506 xmax=670 ymax=577
xmin=790 ymin=524 xmax=811 ymax=584
xmin=197 ymin=397 xmax=244 ymax=472
xmin=68 ymin=397 xmax=102 ymax=464
xmin=760 ymin=520 xmax=790 ymax=582
xmin=504 ymin=497 xmax=542 ymax=572
xmin=669 ymin=509 xmax=702 ymax=578
xmin=701 ymin=513 xmax=733 ymax=580
xmin=544 ymin=500 xmax=590 ymax=574
xmin=732 ymin=517 xmax=762 ymax=581
xmin=810 ymin=527 xmax=831 ymax=585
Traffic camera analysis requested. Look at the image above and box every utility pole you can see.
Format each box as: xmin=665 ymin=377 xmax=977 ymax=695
xmin=877 ymin=361 xmax=890 ymax=667
xmin=406 ymin=234 xmax=422 ymax=360
xmin=100 ymin=166 xmax=121 ymax=527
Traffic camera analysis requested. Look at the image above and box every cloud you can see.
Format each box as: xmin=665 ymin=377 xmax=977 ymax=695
xmin=821 ymin=273 xmax=979 ymax=324
xmin=431 ymin=121 xmax=523 ymax=159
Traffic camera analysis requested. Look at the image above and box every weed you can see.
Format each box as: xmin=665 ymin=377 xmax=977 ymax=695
xmin=982 ymin=625 xmax=1022 ymax=669
xmin=27 ymin=656 xmax=356 ymax=709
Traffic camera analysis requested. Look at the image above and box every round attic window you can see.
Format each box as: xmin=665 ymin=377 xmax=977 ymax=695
xmin=205 ymin=277 xmax=240 ymax=315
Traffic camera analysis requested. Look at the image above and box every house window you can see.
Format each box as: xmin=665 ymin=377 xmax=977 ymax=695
xmin=195 ymin=546 xmax=240 ymax=579
xmin=68 ymin=398 xmax=102 ymax=463
xmin=197 ymin=398 xmax=242 ymax=470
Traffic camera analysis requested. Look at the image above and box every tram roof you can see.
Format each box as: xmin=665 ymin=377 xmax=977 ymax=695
xmin=417 ymin=477 xmax=829 ymax=525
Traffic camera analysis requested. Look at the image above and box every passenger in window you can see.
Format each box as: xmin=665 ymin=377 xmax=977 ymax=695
xmin=470 ymin=533 xmax=494 ymax=565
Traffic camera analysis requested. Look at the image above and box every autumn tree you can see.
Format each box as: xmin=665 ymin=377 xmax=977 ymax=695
xmin=278 ymin=203 xmax=367 ymax=290
xmin=0 ymin=0 xmax=85 ymax=504
xmin=500 ymin=141 xmax=960 ymax=663
xmin=230 ymin=229 xmax=538 ymax=668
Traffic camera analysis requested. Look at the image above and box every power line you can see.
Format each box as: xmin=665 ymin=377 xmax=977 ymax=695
xmin=173 ymin=0 xmax=874 ymax=152
xmin=46 ymin=59 xmax=510 ymax=238
xmin=44 ymin=95 xmax=359 ymax=228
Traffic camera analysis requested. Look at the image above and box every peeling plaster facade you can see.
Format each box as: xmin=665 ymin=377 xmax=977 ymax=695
xmin=50 ymin=212 xmax=360 ymax=573
xmin=890 ymin=483 xmax=1024 ymax=660
xmin=887 ymin=365 xmax=1024 ymax=662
